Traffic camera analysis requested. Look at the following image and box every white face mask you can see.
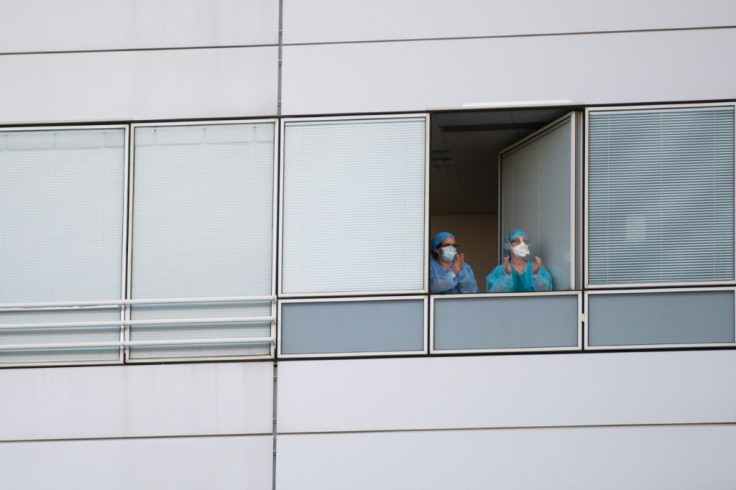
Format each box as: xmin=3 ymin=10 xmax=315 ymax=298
xmin=440 ymin=245 xmax=457 ymax=262
xmin=512 ymin=242 xmax=530 ymax=258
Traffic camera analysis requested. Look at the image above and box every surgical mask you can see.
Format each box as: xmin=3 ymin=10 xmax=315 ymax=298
xmin=512 ymin=242 xmax=530 ymax=258
xmin=440 ymin=245 xmax=457 ymax=262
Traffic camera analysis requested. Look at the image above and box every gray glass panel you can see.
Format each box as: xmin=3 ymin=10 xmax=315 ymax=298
xmin=280 ymin=300 xmax=425 ymax=355
xmin=433 ymin=295 xmax=579 ymax=351
xmin=588 ymin=291 xmax=735 ymax=347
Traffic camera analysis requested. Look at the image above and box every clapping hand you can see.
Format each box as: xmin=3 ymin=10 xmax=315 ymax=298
xmin=452 ymin=253 xmax=465 ymax=276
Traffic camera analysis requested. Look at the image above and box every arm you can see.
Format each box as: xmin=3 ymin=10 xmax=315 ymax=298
xmin=533 ymin=265 xmax=553 ymax=291
xmin=456 ymin=264 xmax=479 ymax=293
xmin=486 ymin=265 xmax=512 ymax=293
xmin=429 ymin=259 xmax=460 ymax=294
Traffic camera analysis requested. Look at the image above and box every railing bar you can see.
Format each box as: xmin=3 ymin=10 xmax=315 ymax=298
xmin=0 ymin=337 xmax=275 ymax=351
xmin=0 ymin=316 xmax=275 ymax=331
xmin=0 ymin=296 xmax=275 ymax=310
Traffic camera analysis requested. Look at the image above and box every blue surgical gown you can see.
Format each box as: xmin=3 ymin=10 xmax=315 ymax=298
xmin=486 ymin=261 xmax=553 ymax=293
xmin=429 ymin=258 xmax=479 ymax=294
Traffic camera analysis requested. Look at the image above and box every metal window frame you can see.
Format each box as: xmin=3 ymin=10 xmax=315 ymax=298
xmin=429 ymin=291 xmax=583 ymax=355
xmin=497 ymin=111 xmax=582 ymax=290
xmin=584 ymin=286 xmax=736 ymax=351
xmin=0 ymin=124 xmax=130 ymax=367
xmin=277 ymin=295 xmax=429 ymax=359
xmin=125 ymin=119 xmax=279 ymax=362
xmin=278 ymin=114 xmax=430 ymax=298
xmin=584 ymin=102 xmax=736 ymax=289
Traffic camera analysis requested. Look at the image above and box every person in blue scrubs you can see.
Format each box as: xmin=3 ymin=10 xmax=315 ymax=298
xmin=429 ymin=231 xmax=479 ymax=294
xmin=486 ymin=229 xmax=553 ymax=293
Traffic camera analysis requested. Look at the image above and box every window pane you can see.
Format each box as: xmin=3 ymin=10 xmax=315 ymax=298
xmin=131 ymin=123 xmax=275 ymax=359
xmin=282 ymin=117 xmax=426 ymax=295
xmin=588 ymin=107 xmax=735 ymax=285
xmin=587 ymin=290 xmax=735 ymax=347
xmin=280 ymin=298 xmax=425 ymax=355
xmin=0 ymin=128 xmax=125 ymax=364
xmin=501 ymin=116 xmax=574 ymax=290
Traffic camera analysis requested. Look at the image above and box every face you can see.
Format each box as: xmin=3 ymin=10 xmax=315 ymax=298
xmin=436 ymin=237 xmax=456 ymax=255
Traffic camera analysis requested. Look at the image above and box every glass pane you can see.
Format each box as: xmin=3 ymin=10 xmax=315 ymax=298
xmin=280 ymin=299 xmax=425 ymax=355
xmin=588 ymin=107 xmax=735 ymax=285
xmin=433 ymin=295 xmax=579 ymax=351
xmin=588 ymin=290 xmax=735 ymax=347
xmin=501 ymin=117 xmax=573 ymax=291
xmin=282 ymin=117 xmax=426 ymax=294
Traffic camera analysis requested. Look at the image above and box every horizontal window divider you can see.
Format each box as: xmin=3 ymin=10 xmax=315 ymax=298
xmin=0 ymin=316 xmax=275 ymax=331
xmin=0 ymin=296 xmax=276 ymax=310
xmin=0 ymin=337 xmax=275 ymax=352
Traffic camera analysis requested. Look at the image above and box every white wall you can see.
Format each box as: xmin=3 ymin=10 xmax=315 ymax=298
xmin=0 ymin=0 xmax=278 ymax=53
xmin=276 ymin=351 xmax=736 ymax=488
xmin=0 ymin=362 xmax=274 ymax=489
xmin=283 ymin=0 xmax=736 ymax=43
xmin=281 ymin=28 xmax=736 ymax=115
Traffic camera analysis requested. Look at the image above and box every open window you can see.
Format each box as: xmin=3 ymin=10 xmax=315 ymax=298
xmin=430 ymin=108 xmax=581 ymax=293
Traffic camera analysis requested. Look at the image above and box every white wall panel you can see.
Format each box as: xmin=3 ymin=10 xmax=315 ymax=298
xmin=1 ymin=0 xmax=278 ymax=53
xmin=0 ymin=435 xmax=272 ymax=490
xmin=0 ymin=47 xmax=278 ymax=124
xmin=277 ymin=425 xmax=736 ymax=490
xmin=282 ymin=28 xmax=736 ymax=115
xmin=0 ymin=362 xmax=273 ymax=441
xmin=278 ymin=350 xmax=736 ymax=433
xmin=283 ymin=0 xmax=736 ymax=43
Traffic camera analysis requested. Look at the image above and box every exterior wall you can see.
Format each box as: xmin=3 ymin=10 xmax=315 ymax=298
xmin=1 ymin=1 xmax=735 ymax=489
xmin=0 ymin=362 xmax=274 ymax=488
xmin=277 ymin=352 xmax=736 ymax=489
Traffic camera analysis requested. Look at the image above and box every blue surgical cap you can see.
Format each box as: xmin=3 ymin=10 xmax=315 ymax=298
xmin=431 ymin=231 xmax=454 ymax=254
xmin=503 ymin=229 xmax=529 ymax=257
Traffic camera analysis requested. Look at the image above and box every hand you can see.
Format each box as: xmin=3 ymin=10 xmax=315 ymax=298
xmin=503 ymin=256 xmax=511 ymax=275
xmin=532 ymin=256 xmax=542 ymax=274
xmin=452 ymin=253 xmax=465 ymax=276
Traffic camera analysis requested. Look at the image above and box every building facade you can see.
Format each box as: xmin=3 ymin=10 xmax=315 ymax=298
xmin=1 ymin=1 xmax=736 ymax=488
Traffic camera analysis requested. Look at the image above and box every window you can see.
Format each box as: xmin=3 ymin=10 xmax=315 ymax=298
xmin=587 ymin=105 xmax=735 ymax=286
xmin=129 ymin=122 xmax=276 ymax=359
xmin=280 ymin=116 xmax=427 ymax=296
xmin=0 ymin=127 xmax=126 ymax=365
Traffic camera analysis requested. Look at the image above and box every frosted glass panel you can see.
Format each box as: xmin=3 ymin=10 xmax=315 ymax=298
xmin=588 ymin=290 xmax=735 ymax=347
xmin=282 ymin=117 xmax=426 ymax=294
xmin=133 ymin=123 xmax=274 ymax=299
xmin=433 ymin=294 xmax=579 ymax=351
xmin=501 ymin=117 xmax=574 ymax=290
xmin=588 ymin=106 xmax=735 ymax=285
xmin=0 ymin=129 xmax=125 ymax=303
xmin=280 ymin=299 xmax=425 ymax=355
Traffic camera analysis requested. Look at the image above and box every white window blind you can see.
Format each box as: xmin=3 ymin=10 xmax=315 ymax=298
xmin=588 ymin=106 xmax=735 ymax=286
xmin=0 ymin=128 xmax=125 ymax=364
xmin=281 ymin=117 xmax=426 ymax=295
xmin=130 ymin=123 xmax=275 ymax=359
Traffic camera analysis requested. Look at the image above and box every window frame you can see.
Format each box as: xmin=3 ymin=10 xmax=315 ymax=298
xmin=584 ymin=102 xmax=736 ymax=290
xmin=278 ymin=114 xmax=430 ymax=298
xmin=0 ymin=124 xmax=130 ymax=367
xmin=584 ymin=286 xmax=736 ymax=351
xmin=497 ymin=111 xmax=583 ymax=292
xmin=126 ymin=119 xmax=280 ymax=363
xmin=277 ymin=295 xmax=429 ymax=359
